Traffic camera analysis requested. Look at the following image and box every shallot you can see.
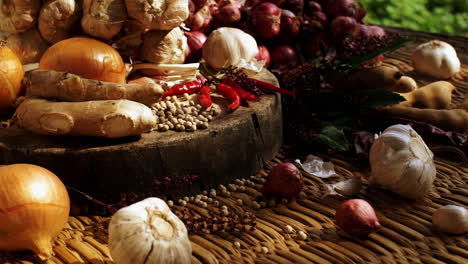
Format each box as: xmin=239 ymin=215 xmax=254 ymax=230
xmin=335 ymin=199 xmax=380 ymax=236
xmin=215 ymin=4 xmax=241 ymax=26
xmin=184 ymin=31 xmax=207 ymax=62
xmin=330 ymin=16 xmax=358 ymax=39
xmin=279 ymin=10 xmax=301 ymax=40
xmin=261 ymin=162 xmax=304 ymax=199
xmin=270 ymin=45 xmax=300 ymax=72
xmin=251 ymin=2 xmax=281 ymax=39
xmin=326 ymin=0 xmax=360 ymax=18
xmin=255 ymin=46 xmax=271 ymax=68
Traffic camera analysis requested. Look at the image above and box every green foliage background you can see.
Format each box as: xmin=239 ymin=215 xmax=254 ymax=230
xmin=359 ymin=0 xmax=468 ymax=36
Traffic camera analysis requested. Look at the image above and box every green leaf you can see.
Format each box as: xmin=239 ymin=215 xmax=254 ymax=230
xmin=318 ymin=125 xmax=350 ymax=152
xmin=352 ymin=89 xmax=406 ymax=109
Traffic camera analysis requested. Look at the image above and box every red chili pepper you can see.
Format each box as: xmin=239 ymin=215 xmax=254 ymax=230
xmin=222 ymin=78 xmax=258 ymax=101
xmin=216 ymin=83 xmax=241 ymax=111
xmin=250 ymin=78 xmax=296 ymax=95
xmin=162 ymin=79 xmax=205 ymax=98
xmin=198 ymin=86 xmax=212 ymax=108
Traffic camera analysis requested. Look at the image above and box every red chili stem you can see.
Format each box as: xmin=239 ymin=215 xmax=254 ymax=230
xmin=198 ymin=86 xmax=212 ymax=108
xmin=162 ymin=79 xmax=206 ymax=98
xmin=222 ymin=78 xmax=258 ymax=101
xmin=216 ymin=83 xmax=241 ymax=111
xmin=250 ymin=78 xmax=296 ymax=95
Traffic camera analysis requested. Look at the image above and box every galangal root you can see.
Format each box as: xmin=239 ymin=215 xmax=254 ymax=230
xmin=382 ymin=106 xmax=468 ymax=133
xmin=397 ymin=81 xmax=456 ymax=109
xmin=14 ymin=98 xmax=156 ymax=138
xmin=26 ymin=70 xmax=164 ymax=106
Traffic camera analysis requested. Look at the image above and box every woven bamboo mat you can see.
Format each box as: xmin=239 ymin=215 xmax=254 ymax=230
xmin=0 ymin=150 xmax=467 ymax=264
xmin=1 ymin=28 xmax=467 ymax=264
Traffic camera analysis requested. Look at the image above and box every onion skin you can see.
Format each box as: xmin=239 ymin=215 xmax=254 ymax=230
xmin=0 ymin=44 xmax=25 ymax=114
xmin=0 ymin=164 xmax=70 ymax=259
xmin=39 ymin=37 xmax=126 ymax=84
xmin=330 ymin=16 xmax=358 ymax=39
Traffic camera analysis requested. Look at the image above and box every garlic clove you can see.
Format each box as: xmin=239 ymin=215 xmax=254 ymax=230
xmin=324 ymin=177 xmax=362 ymax=198
xmin=432 ymin=205 xmax=468 ymax=235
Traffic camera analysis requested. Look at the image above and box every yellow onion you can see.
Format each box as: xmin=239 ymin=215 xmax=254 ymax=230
xmin=0 ymin=43 xmax=25 ymax=114
xmin=0 ymin=164 xmax=70 ymax=259
xmin=39 ymin=37 xmax=127 ymax=83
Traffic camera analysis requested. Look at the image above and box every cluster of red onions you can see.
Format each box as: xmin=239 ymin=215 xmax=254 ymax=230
xmin=184 ymin=0 xmax=386 ymax=72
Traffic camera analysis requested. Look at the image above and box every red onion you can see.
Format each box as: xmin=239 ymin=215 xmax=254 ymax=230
xmin=251 ymin=2 xmax=281 ymax=39
xmin=355 ymin=7 xmax=367 ymax=22
xmin=261 ymin=162 xmax=304 ymax=199
xmin=306 ymin=1 xmax=322 ymax=14
xmin=192 ymin=0 xmax=208 ymax=10
xmin=303 ymin=32 xmax=328 ymax=58
xmin=255 ymin=45 xmax=271 ymax=68
xmin=327 ymin=0 xmax=360 ymax=18
xmin=215 ymin=4 xmax=242 ymax=26
xmin=270 ymin=45 xmax=300 ymax=72
xmin=369 ymin=25 xmax=386 ymax=38
xmin=302 ymin=11 xmax=327 ymax=32
xmin=280 ymin=0 xmax=305 ymax=15
xmin=184 ymin=31 xmax=207 ymax=62
xmin=335 ymin=199 xmax=381 ymax=236
xmin=186 ymin=12 xmax=205 ymax=31
xmin=279 ymin=9 xmax=301 ymax=41
xmin=217 ymin=0 xmax=242 ymax=9
xmin=330 ymin=16 xmax=358 ymax=39
xmin=188 ymin=0 xmax=196 ymax=12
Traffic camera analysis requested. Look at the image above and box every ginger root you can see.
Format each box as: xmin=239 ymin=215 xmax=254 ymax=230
xmin=382 ymin=106 xmax=468 ymax=133
xmin=397 ymin=81 xmax=456 ymax=109
xmin=125 ymin=0 xmax=189 ymax=30
xmin=335 ymin=65 xmax=403 ymax=90
xmin=81 ymin=0 xmax=127 ymax=40
xmin=38 ymin=0 xmax=82 ymax=44
xmin=25 ymin=70 xmax=165 ymax=106
xmin=14 ymin=98 xmax=156 ymax=138
xmin=0 ymin=28 xmax=49 ymax=64
xmin=0 ymin=0 xmax=41 ymax=33
xmin=142 ymin=28 xmax=188 ymax=64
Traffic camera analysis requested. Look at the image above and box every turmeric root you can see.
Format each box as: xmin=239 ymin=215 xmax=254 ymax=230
xmin=382 ymin=106 xmax=468 ymax=133
xmin=14 ymin=98 xmax=156 ymax=138
xmin=397 ymin=81 xmax=456 ymax=109
xmin=26 ymin=70 xmax=164 ymax=106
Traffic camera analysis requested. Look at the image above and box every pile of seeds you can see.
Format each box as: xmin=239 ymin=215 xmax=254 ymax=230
xmin=151 ymin=94 xmax=222 ymax=132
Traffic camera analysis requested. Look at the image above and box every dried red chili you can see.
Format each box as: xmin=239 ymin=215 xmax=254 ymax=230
xmin=216 ymin=83 xmax=241 ymax=111
xmin=162 ymin=79 xmax=206 ymax=98
xmin=222 ymin=78 xmax=258 ymax=101
xmin=198 ymin=86 xmax=212 ymax=108
xmin=250 ymin=78 xmax=296 ymax=95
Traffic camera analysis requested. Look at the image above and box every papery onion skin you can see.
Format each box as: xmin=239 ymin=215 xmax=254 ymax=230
xmin=0 ymin=44 xmax=25 ymax=114
xmin=39 ymin=37 xmax=126 ymax=84
xmin=0 ymin=164 xmax=70 ymax=259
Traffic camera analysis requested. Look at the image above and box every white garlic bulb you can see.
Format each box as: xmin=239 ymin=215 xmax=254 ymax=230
xmin=412 ymin=40 xmax=461 ymax=79
xmin=432 ymin=205 xmax=468 ymax=235
xmin=108 ymin=197 xmax=192 ymax=264
xmin=369 ymin=124 xmax=436 ymax=199
xmin=202 ymin=27 xmax=259 ymax=69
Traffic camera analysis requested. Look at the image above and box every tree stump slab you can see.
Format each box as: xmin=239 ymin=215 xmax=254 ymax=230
xmin=0 ymin=70 xmax=282 ymax=199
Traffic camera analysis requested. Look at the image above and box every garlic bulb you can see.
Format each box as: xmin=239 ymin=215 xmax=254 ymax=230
xmin=369 ymin=124 xmax=436 ymax=199
xmin=432 ymin=205 xmax=468 ymax=235
xmin=81 ymin=0 xmax=127 ymax=40
xmin=108 ymin=197 xmax=192 ymax=264
xmin=202 ymin=27 xmax=259 ymax=69
xmin=412 ymin=40 xmax=461 ymax=79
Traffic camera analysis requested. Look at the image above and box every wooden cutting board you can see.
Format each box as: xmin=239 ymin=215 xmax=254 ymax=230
xmin=0 ymin=69 xmax=283 ymax=200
